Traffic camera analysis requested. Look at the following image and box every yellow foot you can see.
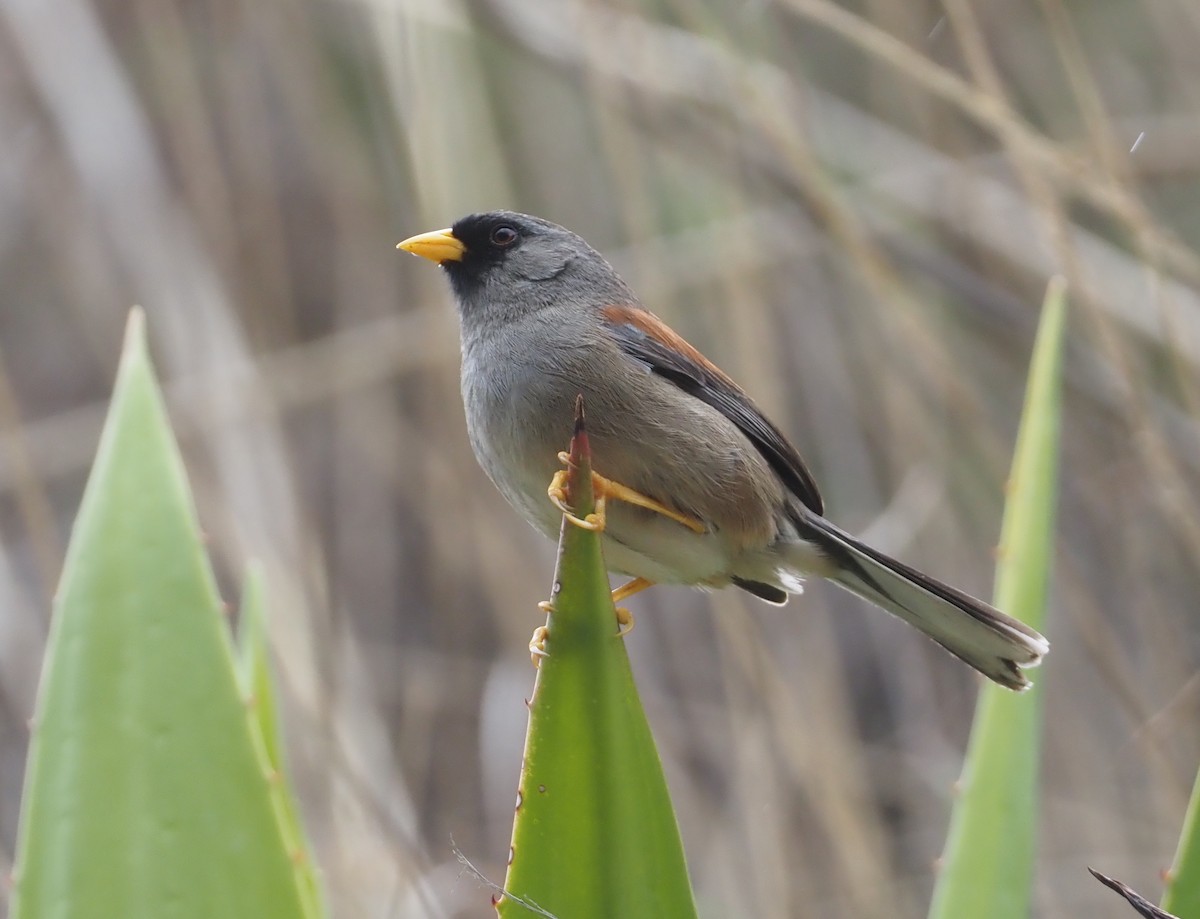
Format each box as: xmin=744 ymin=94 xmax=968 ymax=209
xmin=529 ymin=624 xmax=550 ymax=668
xmin=547 ymin=452 xmax=706 ymax=534
xmin=616 ymin=606 xmax=635 ymax=638
xmin=548 ymin=468 xmax=604 ymax=531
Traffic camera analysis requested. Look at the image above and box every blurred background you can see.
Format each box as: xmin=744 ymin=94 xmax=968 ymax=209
xmin=2 ymin=0 xmax=1199 ymax=915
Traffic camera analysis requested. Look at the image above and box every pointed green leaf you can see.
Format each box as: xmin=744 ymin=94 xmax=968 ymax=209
xmin=928 ymin=279 xmax=1067 ymax=919
xmin=497 ymin=401 xmax=697 ymax=919
xmin=11 ymin=310 xmax=309 ymax=919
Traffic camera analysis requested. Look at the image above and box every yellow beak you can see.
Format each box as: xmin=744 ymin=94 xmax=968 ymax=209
xmin=396 ymin=228 xmax=466 ymax=264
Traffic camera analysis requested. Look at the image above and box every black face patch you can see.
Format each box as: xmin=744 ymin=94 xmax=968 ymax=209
xmin=440 ymin=211 xmax=587 ymax=306
xmin=452 ymin=214 xmax=525 ymax=258
xmin=442 ymin=214 xmax=533 ymax=297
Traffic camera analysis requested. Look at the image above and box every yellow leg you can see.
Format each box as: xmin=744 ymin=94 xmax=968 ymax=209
xmin=612 ymin=577 xmax=654 ymax=604
xmin=547 ymin=452 xmax=706 ymax=534
xmin=595 ymin=474 xmax=706 ymax=534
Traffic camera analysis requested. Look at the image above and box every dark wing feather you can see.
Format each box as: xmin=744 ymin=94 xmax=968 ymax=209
xmin=602 ymin=305 xmax=824 ymax=515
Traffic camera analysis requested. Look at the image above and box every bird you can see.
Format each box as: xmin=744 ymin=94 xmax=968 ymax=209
xmin=397 ymin=211 xmax=1048 ymax=690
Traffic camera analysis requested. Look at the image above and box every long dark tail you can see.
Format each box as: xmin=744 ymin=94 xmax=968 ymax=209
xmin=795 ymin=514 xmax=1049 ymax=691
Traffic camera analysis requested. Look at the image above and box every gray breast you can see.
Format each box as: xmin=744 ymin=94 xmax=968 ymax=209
xmin=459 ymin=321 xmax=588 ymax=534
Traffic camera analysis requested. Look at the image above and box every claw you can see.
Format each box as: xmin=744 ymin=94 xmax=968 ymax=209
xmin=615 ymin=606 xmax=635 ymax=638
xmin=611 ymin=578 xmax=651 ymax=637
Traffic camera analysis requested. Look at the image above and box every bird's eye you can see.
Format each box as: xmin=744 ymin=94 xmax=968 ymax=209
xmin=490 ymin=225 xmax=518 ymax=247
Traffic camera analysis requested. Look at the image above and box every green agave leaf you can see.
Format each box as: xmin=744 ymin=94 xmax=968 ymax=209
xmin=497 ymin=400 xmax=698 ymax=919
xmin=928 ymin=279 xmax=1067 ymax=919
xmin=11 ymin=310 xmax=309 ymax=919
